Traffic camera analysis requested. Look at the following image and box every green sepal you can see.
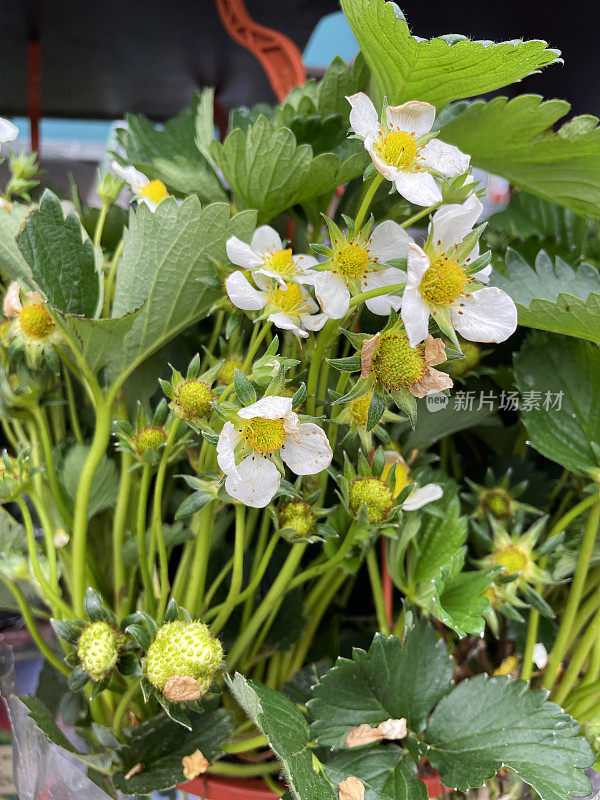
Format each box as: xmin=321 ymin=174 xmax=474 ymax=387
xmin=233 ymin=368 xmax=257 ymax=406
xmin=117 ymin=653 xmax=142 ymax=676
xmin=84 ymin=588 xmax=115 ymax=624
xmin=125 ymin=624 xmax=152 ymax=651
xmin=334 ymin=377 xmax=372 ymax=405
xmin=371 ymin=445 xmax=385 ymax=478
xmin=327 ymin=355 xmax=362 ymax=373
xmin=51 ymin=618 xmax=86 ymax=645
xmin=68 ymin=666 xmax=89 ymax=691
xmin=389 ymin=387 xmax=417 ymax=428
xmin=366 ymin=388 xmax=386 ymax=432
xmin=164 ymin=598 xmax=180 ymax=623
xmin=520 ymin=583 xmax=555 ymax=618
xmin=292 ymin=383 xmax=307 ymax=409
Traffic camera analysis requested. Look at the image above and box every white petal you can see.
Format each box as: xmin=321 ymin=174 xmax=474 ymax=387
xmin=217 ymin=422 xmax=242 ymax=478
xmin=111 ymin=161 xmax=148 ymax=193
xmin=347 ymin=92 xmax=380 ymax=138
xmin=401 ymin=287 xmax=431 ymax=347
xmin=386 ymin=101 xmax=435 ymax=137
xmin=430 ymin=194 xmax=483 ymax=252
xmin=300 ymin=312 xmax=329 ymax=331
xmin=363 ymin=267 xmax=407 ymax=315
xmin=251 ymin=225 xmax=282 ymax=256
xmin=3 ymin=281 xmax=22 ymax=317
xmin=533 ymin=643 xmax=548 ymax=669
xmin=238 ymin=395 xmax=293 ymax=420
xmin=473 ymin=263 xmax=491 ymax=283
xmin=0 ymin=118 xmax=18 ymax=143
xmin=313 ymin=272 xmax=350 ymax=319
xmin=254 ymin=269 xmax=287 ymax=288
xmin=280 ymin=423 xmax=332 ymax=475
xmin=366 ymin=140 xmax=397 ymax=181
xmin=419 ymin=138 xmax=470 ymax=178
xmin=226 ymin=236 xmax=262 ymax=269
xmin=293 ymin=254 xmax=319 ymax=270
xmin=451 ymin=287 xmax=518 ymax=343
xmin=394 ymin=171 xmax=442 ymax=207
xmin=225 ymin=271 xmax=267 ymax=311
xmin=268 ymin=312 xmax=308 ymax=338
xmin=402 ymin=483 xmax=443 ymax=511
xmin=368 ymin=220 xmax=411 ymax=263
xmin=225 ymin=455 xmax=280 ymax=508
xmin=406 ymin=242 xmax=430 ymax=288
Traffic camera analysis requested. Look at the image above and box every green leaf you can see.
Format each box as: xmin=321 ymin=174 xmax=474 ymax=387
xmin=110 ymin=197 xmax=255 ymax=383
xmin=324 ymin=747 xmax=427 ymax=800
xmin=425 ymin=555 xmax=493 ymax=637
xmin=59 ymin=310 xmax=142 ymax=376
xmin=16 ymin=190 xmax=102 ymax=317
xmin=234 ymin=368 xmax=257 ymax=406
xmin=0 ymin=202 xmax=35 ymax=285
xmin=309 ymin=621 xmax=453 ymax=745
xmin=514 ymin=333 xmax=600 ymax=474
xmin=113 ymin=698 xmax=234 ymax=794
xmin=211 ymin=116 xmax=365 ymax=224
xmin=412 ymin=494 xmax=467 ymax=583
xmin=491 ymin=249 xmax=600 ymax=343
xmin=340 ymin=0 xmax=559 ymax=108
xmin=62 ymin=444 xmax=118 ymax=519
xmin=441 ymin=96 xmax=600 ymax=217
xmin=425 ymin=675 xmax=594 ymax=800
xmin=229 ymin=673 xmax=336 ymax=800
xmin=114 ymin=92 xmax=226 ymax=202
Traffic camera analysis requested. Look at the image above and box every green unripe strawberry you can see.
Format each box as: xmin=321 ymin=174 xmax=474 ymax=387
xmin=145 ymin=621 xmax=223 ymax=699
xmin=349 ymin=477 xmax=394 ymax=524
xmin=77 ymin=621 xmax=125 ymax=682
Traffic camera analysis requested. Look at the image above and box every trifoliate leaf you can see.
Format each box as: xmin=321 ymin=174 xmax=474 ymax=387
xmin=340 ymin=0 xmax=559 ymax=108
xmin=492 ymin=249 xmax=600 ymax=343
xmin=309 ymin=620 xmax=454 ymax=745
xmin=514 ymin=332 xmax=600 ymax=474
xmin=425 ymin=675 xmax=594 ymax=800
xmin=441 ymin=96 xmax=600 ymax=216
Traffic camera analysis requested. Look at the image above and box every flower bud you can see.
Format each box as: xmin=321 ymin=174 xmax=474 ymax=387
xmin=97 ymin=171 xmax=124 ymax=205
xmin=77 ymin=621 xmax=125 ymax=682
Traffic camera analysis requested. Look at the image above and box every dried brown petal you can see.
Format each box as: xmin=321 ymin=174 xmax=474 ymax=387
xmin=124 ymin=763 xmax=144 ymax=780
xmin=361 ymin=333 xmax=380 ymax=379
xmin=346 ymin=723 xmax=384 ymax=747
xmin=377 ymin=717 xmax=407 ymax=740
xmin=338 ymin=776 xmax=365 ymax=800
xmin=408 ymin=366 xmax=453 ymax=399
xmin=423 ymin=335 xmax=448 ymax=367
xmin=163 ymin=674 xmax=203 ymax=702
xmin=182 ymin=749 xmax=209 ymax=780
xmin=3 ymin=281 xmax=21 ymax=318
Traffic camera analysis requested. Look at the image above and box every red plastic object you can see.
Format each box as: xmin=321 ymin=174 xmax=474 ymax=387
xmin=215 ymin=0 xmax=306 ymax=102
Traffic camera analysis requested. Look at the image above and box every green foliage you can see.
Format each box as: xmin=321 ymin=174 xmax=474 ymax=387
xmin=492 ymin=249 xmax=600 ymax=343
xmin=229 ymin=674 xmax=336 ymax=800
xmin=425 ymin=554 xmax=493 ymax=637
xmin=340 ymin=0 xmax=559 ymax=108
xmin=0 ymin=203 xmax=34 ymax=286
xmin=62 ymin=444 xmax=118 ymax=518
xmin=425 ymin=675 xmax=593 ymax=800
xmin=17 ymin=190 xmax=103 ymax=318
xmin=514 ymin=333 xmax=600 ymax=475
xmin=114 ymin=90 xmax=226 ymax=202
xmin=411 ymin=492 xmax=467 ymax=583
xmin=324 ymin=747 xmax=427 ymax=800
xmin=441 ymin=96 xmax=600 ymax=216
xmin=309 ymin=621 xmax=454 ymax=744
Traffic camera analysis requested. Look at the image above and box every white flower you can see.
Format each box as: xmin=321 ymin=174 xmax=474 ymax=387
xmin=111 ymin=161 xmax=168 ymax=211
xmin=0 ymin=118 xmax=18 ymax=145
xmin=226 ymin=226 xmax=318 ymax=288
xmin=347 ymin=92 xmax=470 ymax=207
xmin=225 ymin=272 xmax=328 ymax=338
xmin=383 ymin=451 xmax=442 ymax=511
xmin=217 ymin=396 xmax=332 ymax=507
xmin=313 ymin=220 xmax=409 ymax=319
xmin=401 ymin=194 xmax=517 ymax=346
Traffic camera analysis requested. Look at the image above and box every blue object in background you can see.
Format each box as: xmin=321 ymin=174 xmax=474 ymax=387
xmin=303 ymin=11 xmax=359 ymax=68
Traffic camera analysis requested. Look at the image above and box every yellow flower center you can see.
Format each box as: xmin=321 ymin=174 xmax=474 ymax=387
xmin=139 ymin=179 xmax=168 ymax=206
xmin=375 ymin=130 xmax=418 ymax=169
xmin=371 ymin=333 xmax=425 ymax=390
xmin=245 ymin=417 xmax=286 ymax=454
xmin=482 ymin=489 xmax=512 ymax=520
xmin=492 ymin=543 xmax=531 ymax=577
xmin=420 ymin=254 xmax=467 ymax=306
xmin=334 ymin=243 xmax=371 ymax=280
xmin=263 ymin=249 xmax=295 ymax=276
xmin=349 ymin=393 xmax=371 ymax=427
xmin=18 ymin=303 xmax=55 ymax=340
xmin=268 ymin=283 xmax=306 ymax=314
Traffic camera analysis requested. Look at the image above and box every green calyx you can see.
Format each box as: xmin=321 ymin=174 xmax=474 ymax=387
xmin=482 ymin=489 xmax=513 ymax=520
xmin=349 ymin=477 xmax=394 ymax=524
xmin=279 ymin=500 xmax=316 ymax=537
xmin=145 ymin=620 xmax=223 ymax=693
xmin=77 ymin=621 xmax=125 ymax=682
xmin=173 ymin=379 xmax=214 ymax=420
xmin=372 ymin=332 xmax=425 ymax=390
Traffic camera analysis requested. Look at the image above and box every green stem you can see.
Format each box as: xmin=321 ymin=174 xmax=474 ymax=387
xmin=112 ymin=680 xmax=140 ymax=740
xmin=521 ymin=607 xmax=540 ymax=683
xmin=222 ymin=734 xmax=268 ymax=754
xmin=242 ymin=321 xmax=272 ymax=373
xmin=112 ymin=449 xmax=133 ymax=613
xmin=183 ymin=501 xmax=216 ymax=614
xmin=0 ymin=576 xmax=69 ymax=676
xmin=103 ymin=239 xmax=124 ymax=316
xmin=401 ymin=202 xmax=441 ymax=229
xmin=584 ymin=634 xmax=600 ymax=686
xmin=354 ymin=173 xmax=384 ymax=231
xmin=306 ymin=319 xmax=339 ymax=416
xmin=366 ymin=546 xmax=390 ymax=634
xmin=554 ymin=603 xmax=600 ymax=705
xmin=93 ymin=201 xmax=109 ymax=248
xmin=211 ymin=504 xmax=246 ymax=634
xmin=136 ymin=465 xmax=156 ymax=613
xmin=63 ymin=366 xmax=84 ymax=444
xmin=348 ymin=282 xmax=405 ymax=310
xmin=208 ymin=761 xmax=281 ymax=777
xmin=153 ymin=420 xmax=180 ymax=622
xmin=31 ymin=406 xmax=72 ymax=526
xmin=544 ymin=496 xmax=600 ymax=691
xmin=287 ymin=521 xmax=361 ymax=590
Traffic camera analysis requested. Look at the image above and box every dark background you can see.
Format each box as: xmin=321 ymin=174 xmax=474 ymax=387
xmin=0 ymin=0 xmax=596 ymax=122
